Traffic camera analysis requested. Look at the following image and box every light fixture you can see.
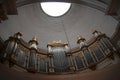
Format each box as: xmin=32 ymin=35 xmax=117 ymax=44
xmin=40 ymin=2 xmax=71 ymax=17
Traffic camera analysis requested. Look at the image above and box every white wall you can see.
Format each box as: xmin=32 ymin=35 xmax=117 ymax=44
xmin=0 ymin=3 xmax=118 ymax=49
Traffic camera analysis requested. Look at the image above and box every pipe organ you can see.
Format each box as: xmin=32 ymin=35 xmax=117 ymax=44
xmin=28 ymin=36 xmax=38 ymax=72
xmin=47 ymin=40 xmax=71 ymax=72
xmin=0 ymin=30 xmax=117 ymax=73
xmin=77 ymin=35 xmax=96 ymax=69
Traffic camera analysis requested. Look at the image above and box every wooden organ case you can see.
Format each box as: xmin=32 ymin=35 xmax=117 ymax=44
xmin=0 ymin=30 xmax=118 ymax=74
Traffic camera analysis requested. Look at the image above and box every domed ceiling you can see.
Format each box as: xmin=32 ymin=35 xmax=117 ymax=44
xmin=0 ymin=1 xmax=118 ymax=49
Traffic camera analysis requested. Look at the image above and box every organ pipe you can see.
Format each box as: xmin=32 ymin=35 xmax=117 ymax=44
xmin=28 ymin=36 xmax=38 ymax=72
xmin=1 ymin=31 xmax=117 ymax=73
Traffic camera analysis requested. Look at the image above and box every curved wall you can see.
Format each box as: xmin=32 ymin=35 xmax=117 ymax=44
xmin=0 ymin=63 xmax=120 ymax=80
xmin=0 ymin=2 xmax=118 ymax=49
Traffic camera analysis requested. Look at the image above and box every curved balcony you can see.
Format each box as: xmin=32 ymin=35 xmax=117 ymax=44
xmin=0 ymin=31 xmax=117 ymax=74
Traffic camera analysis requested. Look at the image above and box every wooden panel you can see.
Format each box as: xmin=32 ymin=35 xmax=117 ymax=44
xmin=0 ymin=62 xmax=120 ymax=80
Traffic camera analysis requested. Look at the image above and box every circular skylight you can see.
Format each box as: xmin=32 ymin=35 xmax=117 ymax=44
xmin=40 ymin=2 xmax=71 ymax=17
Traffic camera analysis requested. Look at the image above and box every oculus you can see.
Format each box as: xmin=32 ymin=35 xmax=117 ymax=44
xmin=40 ymin=2 xmax=71 ymax=17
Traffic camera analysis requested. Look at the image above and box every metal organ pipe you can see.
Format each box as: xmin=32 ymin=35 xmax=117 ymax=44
xmin=28 ymin=36 xmax=38 ymax=72
xmin=5 ymin=32 xmax=22 ymax=58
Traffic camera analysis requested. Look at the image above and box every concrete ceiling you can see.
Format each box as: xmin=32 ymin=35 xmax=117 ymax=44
xmin=16 ymin=0 xmax=108 ymax=12
xmin=0 ymin=0 xmax=118 ymax=49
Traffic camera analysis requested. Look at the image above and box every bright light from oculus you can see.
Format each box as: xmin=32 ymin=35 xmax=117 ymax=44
xmin=40 ymin=2 xmax=71 ymax=17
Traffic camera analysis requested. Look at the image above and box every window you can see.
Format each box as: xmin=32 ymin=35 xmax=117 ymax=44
xmin=40 ymin=2 xmax=71 ymax=17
